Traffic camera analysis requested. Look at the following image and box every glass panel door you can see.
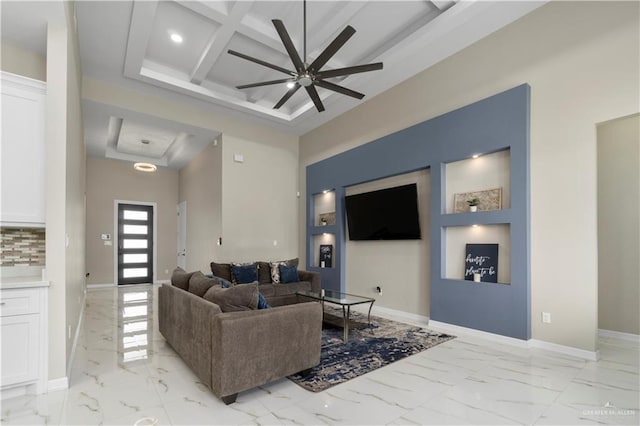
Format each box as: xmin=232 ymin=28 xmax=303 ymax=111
xmin=117 ymin=203 xmax=153 ymax=285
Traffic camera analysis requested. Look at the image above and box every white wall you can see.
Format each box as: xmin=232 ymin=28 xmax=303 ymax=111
xmin=597 ymin=114 xmax=640 ymax=335
xmin=345 ymin=170 xmax=430 ymax=317
xmin=45 ymin=1 xmax=87 ymax=382
xmin=299 ymin=1 xmax=639 ymax=352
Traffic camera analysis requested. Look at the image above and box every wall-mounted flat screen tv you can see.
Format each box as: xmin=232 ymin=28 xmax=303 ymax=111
xmin=345 ymin=183 xmax=421 ymax=240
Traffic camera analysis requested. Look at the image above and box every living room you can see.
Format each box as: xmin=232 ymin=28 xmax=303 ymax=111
xmin=1 ymin=1 xmax=638 ymax=425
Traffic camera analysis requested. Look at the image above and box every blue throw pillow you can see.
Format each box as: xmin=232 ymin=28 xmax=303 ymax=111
xmin=279 ymin=264 xmax=298 ymax=283
xmin=257 ymin=292 xmax=271 ymax=309
xmin=231 ymin=263 xmax=258 ymax=284
xmin=207 ymin=274 xmax=232 ymax=288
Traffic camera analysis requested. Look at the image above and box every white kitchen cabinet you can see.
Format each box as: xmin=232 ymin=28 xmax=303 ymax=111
xmin=0 ymin=280 xmax=49 ymax=398
xmin=0 ymin=72 xmax=46 ymax=226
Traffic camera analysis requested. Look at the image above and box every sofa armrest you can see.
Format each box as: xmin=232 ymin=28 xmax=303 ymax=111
xmin=210 ymin=301 xmax=322 ymax=398
xmin=298 ymin=269 xmax=321 ymax=292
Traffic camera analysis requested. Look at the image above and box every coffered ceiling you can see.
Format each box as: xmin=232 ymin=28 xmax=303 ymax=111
xmin=3 ymin=1 xmax=546 ymax=168
xmin=77 ymin=0 xmax=545 ymax=135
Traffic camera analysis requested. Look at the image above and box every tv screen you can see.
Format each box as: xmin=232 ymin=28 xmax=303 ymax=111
xmin=345 ymin=183 xmax=421 ymax=240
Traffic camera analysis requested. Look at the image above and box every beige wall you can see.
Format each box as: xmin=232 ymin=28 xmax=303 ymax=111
xmin=45 ymin=1 xmax=87 ymax=381
xmin=597 ymin=114 xmax=640 ymax=335
xmin=345 ymin=170 xmax=430 ymax=317
xmin=0 ymin=41 xmax=46 ymax=81
xmin=178 ymin=142 xmax=222 ymax=272
xmin=83 ymin=78 xmax=300 ymax=268
xmin=219 ymin=133 xmax=299 ymax=262
xmin=299 ymin=1 xmax=639 ymax=351
xmin=85 ymin=158 xmax=178 ymax=284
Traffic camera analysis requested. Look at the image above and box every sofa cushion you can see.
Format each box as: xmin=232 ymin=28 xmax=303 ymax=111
xmin=231 ymin=263 xmax=258 ymax=284
xmin=189 ymin=271 xmax=220 ymax=297
xmin=203 ymin=282 xmax=259 ymax=312
xmin=257 ymin=261 xmax=272 ymax=284
xmin=171 ymin=267 xmax=195 ymax=291
xmin=210 ymin=261 xmax=232 ymax=282
xmin=279 ymin=264 xmax=299 ymax=283
xmin=270 ymin=258 xmax=299 ymax=283
xmin=273 ymin=281 xmax=311 ymax=296
xmin=257 ymin=283 xmax=275 ymax=297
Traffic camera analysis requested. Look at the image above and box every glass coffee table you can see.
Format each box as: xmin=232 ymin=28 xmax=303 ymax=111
xmin=296 ymin=290 xmax=375 ymax=342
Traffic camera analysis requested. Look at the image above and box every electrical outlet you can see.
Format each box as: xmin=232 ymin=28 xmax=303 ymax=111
xmin=165 ymin=269 xmax=169 ymax=274
xmin=542 ymin=312 xmax=551 ymax=323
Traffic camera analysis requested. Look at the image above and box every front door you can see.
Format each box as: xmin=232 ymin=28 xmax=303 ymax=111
xmin=117 ymin=203 xmax=154 ymax=285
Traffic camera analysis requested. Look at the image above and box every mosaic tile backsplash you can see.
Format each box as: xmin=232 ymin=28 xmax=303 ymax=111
xmin=0 ymin=227 xmax=46 ymax=266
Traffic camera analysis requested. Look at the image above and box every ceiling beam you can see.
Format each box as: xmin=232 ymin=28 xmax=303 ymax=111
xmin=123 ymin=1 xmax=158 ymax=78
xmin=190 ymin=1 xmax=255 ymax=85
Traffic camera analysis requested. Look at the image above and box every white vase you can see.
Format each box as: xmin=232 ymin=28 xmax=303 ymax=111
xmin=470 ymin=206 xmax=477 ymax=212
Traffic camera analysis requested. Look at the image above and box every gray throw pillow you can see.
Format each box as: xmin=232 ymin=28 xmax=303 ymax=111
xmin=188 ymin=271 xmax=220 ymax=297
xmin=210 ymin=261 xmax=232 ymax=282
xmin=171 ymin=267 xmax=194 ymax=291
xmin=203 ymin=282 xmax=259 ymax=312
xmin=257 ymin=261 xmax=272 ymax=284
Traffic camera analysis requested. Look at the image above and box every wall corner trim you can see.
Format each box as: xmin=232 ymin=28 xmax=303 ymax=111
xmin=528 ymin=339 xmax=600 ymax=361
xmin=47 ymin=377 xmax=69 ymax=392
xmin=598 ymin=328 xmax=640 ymax=342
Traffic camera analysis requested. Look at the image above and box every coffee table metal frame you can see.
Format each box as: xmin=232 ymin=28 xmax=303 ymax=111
xmin=296 ymin=290 xmax=375 ymax=342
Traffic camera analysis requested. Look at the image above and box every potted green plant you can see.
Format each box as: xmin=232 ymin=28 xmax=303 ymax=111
xmin=467 ymin=198 xmax=480 ymax=212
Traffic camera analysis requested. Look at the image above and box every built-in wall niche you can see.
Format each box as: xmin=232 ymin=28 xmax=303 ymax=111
xmin=312 ymin=233 xmax=335 ymax=269
xmin=445 ymin=223 xmax=511 ymax=284
xmin=313 ymin=190 xmax=335 ymax=226
xmin=445 ymin=149 xmax=511 ymax=214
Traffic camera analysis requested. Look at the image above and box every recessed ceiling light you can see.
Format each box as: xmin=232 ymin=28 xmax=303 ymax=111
xmin=170 ymin=33 xmax=183 ymax=44
xmin=472 ymin=154 xmax=480 ymax=159
xmin=134 ymin=162 xmax=157 ymax=173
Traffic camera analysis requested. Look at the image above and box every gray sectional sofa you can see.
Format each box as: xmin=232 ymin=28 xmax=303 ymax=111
xmin=158 ymin=265 xmax=323 ymax=404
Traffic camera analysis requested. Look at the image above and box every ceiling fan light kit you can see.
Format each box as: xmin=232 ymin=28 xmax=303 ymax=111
xmin=228 ymin=0 xmax=383 ymax=113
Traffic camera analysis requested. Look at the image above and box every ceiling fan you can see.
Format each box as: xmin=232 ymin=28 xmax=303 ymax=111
xmin=228 ymin=0 xmax=383 ymax=113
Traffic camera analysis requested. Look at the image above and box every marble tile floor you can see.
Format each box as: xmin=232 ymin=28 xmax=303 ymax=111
xmin=1 ymin=284 xmax=638 ymax=425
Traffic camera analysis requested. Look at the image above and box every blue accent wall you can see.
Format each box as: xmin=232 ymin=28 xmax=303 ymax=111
xmin=306 ymin=84 xmax=530 ymax=340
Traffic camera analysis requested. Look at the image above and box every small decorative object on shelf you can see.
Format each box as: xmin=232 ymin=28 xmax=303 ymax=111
xmin=465 ymin=243 xmax=498 ymax=283
xmin=467 ymin=198 xmax=479 ymax=212
xmin=319 ymin=244 xmax=333 ymax=268
xmin=453 ymin=188 xmax=503 ymax=213
xmin=318 ymin=212 xmax=335 ymax=226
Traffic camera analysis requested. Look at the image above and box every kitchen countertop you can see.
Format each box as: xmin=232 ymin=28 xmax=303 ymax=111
xmin=0 ymin=275 xmax=50 ymax=289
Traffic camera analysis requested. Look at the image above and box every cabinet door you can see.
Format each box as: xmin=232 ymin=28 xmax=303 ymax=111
xmin=0 ymin=74 xmax=46 ymax=225
xmin=1 ymin=314 xmax=39 ymax=386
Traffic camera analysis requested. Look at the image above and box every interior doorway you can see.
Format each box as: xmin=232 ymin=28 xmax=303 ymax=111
xmin=116 ymin=202 xmax=155 ymax=285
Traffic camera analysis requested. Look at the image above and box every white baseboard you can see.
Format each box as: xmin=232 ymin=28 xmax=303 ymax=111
xmin=66 ymin=289 xmax=87 ymax=379
xmin=86 ymin=283 xmax=115 ymax=289
xmin=529 ymin=339 xmax=600 ymax=361
xmin=598 ymin=328 xmax=640 ymax=342
xmin=47 ymin=377 xmax=68 ymax=392
xmin=428 ymin=320 xmax=531 ymax=349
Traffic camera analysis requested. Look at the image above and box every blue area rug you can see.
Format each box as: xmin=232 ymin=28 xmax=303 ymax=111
xmin=288 ymin=309 xmax=455 ymax=392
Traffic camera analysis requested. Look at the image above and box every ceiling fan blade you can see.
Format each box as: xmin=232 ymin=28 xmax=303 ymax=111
xmin=272 ymin=19 xmax=305 ymax=73
xmin=305 ymin=85 xmax=325 ymax=112
xmin=237 ymin=78 xmax=295 ymax=90
xmin=274 ymin=84 xmax=301 ymax=109
xmin=315 ymin=80 xmax=365 ymax=100
xmin=228 ymin=49 xmax=293 ymax=76
xmin=315 ymin=62 xmax=383 ymax=79
xmin=308 ymin=25 xmax=356 ymax=73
